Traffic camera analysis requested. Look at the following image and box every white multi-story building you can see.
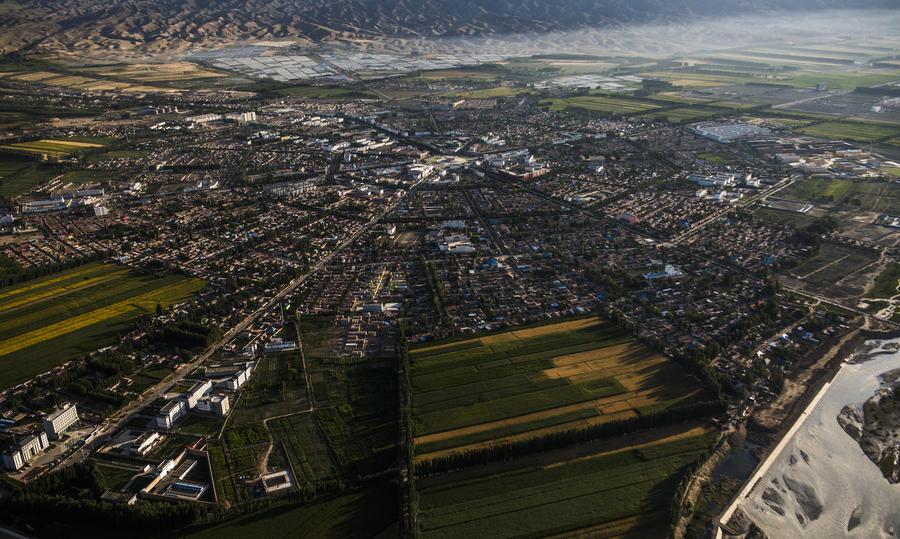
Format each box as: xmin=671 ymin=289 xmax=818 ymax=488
xmin=196 ymin=394 xmax=230 ymax=417
xmin=156 ymin=400 xmax=187 ymax=430
xmin=2 ymin=432 xmax=50 ymax=471
xmin=43 ymin=403 xmax=79 ymax=440
xmin=180 ymin=380 xmax=213 ymax=409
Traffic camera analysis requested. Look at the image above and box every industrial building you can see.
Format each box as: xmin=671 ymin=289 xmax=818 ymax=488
xmin=690 ymin=122 xmax=772 ymax=143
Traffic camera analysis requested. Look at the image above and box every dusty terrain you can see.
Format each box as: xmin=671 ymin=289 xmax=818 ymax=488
xmin=733 ymin=340 xmax=900 ymax=538
xmin=0 ymin=1 xmax=895 ymax=59
xmin=838 ymin=366 xmax=900 ymax=483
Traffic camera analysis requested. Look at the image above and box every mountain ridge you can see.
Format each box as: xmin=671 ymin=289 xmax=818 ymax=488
xmin=0 ymin=0 xmax=896 ymax=57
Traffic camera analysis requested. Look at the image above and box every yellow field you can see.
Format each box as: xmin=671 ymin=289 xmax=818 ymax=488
xmin=1 ymin=139 xmax=105 ymax=158
xmin=0 ymin=269 xmax=127 ymax=311
xmin=10 ymin=70 xmax=180 ymax=93
xmin=413 ymin=320 xmax=701 ymax=462
xmin=83 ymin=62 xmax=227 ymax=83
xmin=0 ymin=280 xmax=196 ymax=357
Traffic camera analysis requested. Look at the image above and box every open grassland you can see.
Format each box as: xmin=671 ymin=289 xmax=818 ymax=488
xmin=797 ymin=120 xmax=900 ymax=143
xmin=179 ymin=483 xmax=397 ymax=539
xmin=0 ymin=262 xmax=204 ymax=389
xmin=0 ymin=138 xmax=104 ymax=159
xmin=410 ymin=318 xmax=701 ymax=460
xmin=417 ymin=429 xmax=718 ymax=539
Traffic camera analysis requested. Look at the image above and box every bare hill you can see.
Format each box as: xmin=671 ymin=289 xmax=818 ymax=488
xmin=0 ymin=0 xmax=895 ymax=57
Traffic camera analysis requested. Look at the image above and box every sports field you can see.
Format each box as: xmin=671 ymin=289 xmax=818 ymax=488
xmin=410 ymin=317 xmax=702 ymax=461
xmin=0 ymin=262 xmax=205 ymax=388
xmin=417 ymin=427 xmax=718 ymax=539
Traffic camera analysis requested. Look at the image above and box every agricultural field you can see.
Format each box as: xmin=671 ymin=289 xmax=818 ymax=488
xmin=416 ymin=427 xmax=718 ymax=539
xmin=638 ymin=105 xmax=731 ymax=123
xmin=796 ymin=120 xmax=900 ymax=143
xmin=0 ymin=138 xmax=104 ymax=159
xmin=80 ymin=62 xmax=227 ymax=84
xmin=228 ymin=351 xmax=311 ymax=426
xmin=274 ymin=86 xmax=378 ymax=99
xmin=410 ymin=317 xmax=702 ymax=461
xmin=541 ymin=95 xmax=661 ymax=115
xmin=310 ymin=364 xmax=398 ymax=479
xmin=269 ymin=413 xmax=339 ymax=485
xmin=214 ymin=350 xmax=397 ymax=504
xmin=0 ymin=262 xmax=205 ymax=389
xmin=0 ymin=111 xmax=38 ymax=130
xmin=7 ymin=70 xmax=178 ymax=93
xmin=501 ymin=58 xmax=619 ymax=78
xmin=0 ymin=157 xmax=59 ymax=199
xmin=781 ymin=241 xmax=880 ymax=300
xmin=453 ymin=86 xmax=526 ymax=98
xmin=179 ymin=483 xmax=397 ymax=539
xmin=785 ymin=177 xmax=900 ymax=214
xmin=637 ymin=63 xmax=900 ymax=92
xmin=418 ymin=69 xmax=501 ymax=80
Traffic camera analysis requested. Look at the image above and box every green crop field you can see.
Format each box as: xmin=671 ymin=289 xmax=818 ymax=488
xmin=639 ymin=105 xmax=731 ymax=123
xmin=269 ymin=413 xmax=339 ymax=485
xmin=797 ymin=120 xmax=900 ymax=143
xmin=410 ymin=317 xmax=702 ymax=460
xmin=229 ymin=351 xmax=310 ymax=426
xmin=274 ymin=86 xmax=378 ymax=99
xmin=0 ymin=157 xmax=59 ymax=199
xmin=218 ymin=354 xmax=398 ymax=501
xmin=0 ymin=262 xmax=205 ymax=389
xmin=785 ymin=177 xmax=900 ymax=214
xmin=179 ymin=483 xmax=397 ymax=539
xmin=417 ymin=430 xmax=718 ymax=539
xmin=541 ymin=96 xmax=661 ymax=114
